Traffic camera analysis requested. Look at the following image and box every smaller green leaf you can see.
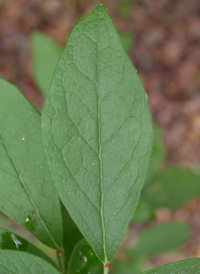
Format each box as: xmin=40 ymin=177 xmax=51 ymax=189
xmin=132 ymin=200 xmax=155 ymax=224
xmin=68 ymin=239 xmax=103 ymax=274
xmin=143 ymin=167 xmax=200 ymax=209
xmin=146 ymin=126 xmax=165 ymax=183
xmin=126 ymin=222 xmax=191 ymax=258
xmin=143 ymin=258 xmax=200 ymax=274
xmin=117 ymin=0 xmax=132 ymax=18
xmin=121 ymin=32 xmax=134 ymax=52
xmin=0 ymin=250 xmax=60 ymax=273
xmin=31 ymin=31 xmax=62 ymax=95
xmin=112 ymin=258 xmax=144 ymax=274
xmin=0 ymin=79 xmax=63 ymax=249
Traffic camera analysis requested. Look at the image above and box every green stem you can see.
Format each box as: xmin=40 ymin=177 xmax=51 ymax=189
xmin=104 ymin=268 xmax=109 ymax=274
xmin=104 ymin=264 xmax=110 ymax=274
xmin=58 ymin=249 xmax=66 ymax=274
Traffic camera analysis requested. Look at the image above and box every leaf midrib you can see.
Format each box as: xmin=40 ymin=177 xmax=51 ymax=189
xmin=95 ymin=9 xmax=108 ymax=263
xmin=0 ymin=134 xmax=59 ymax=249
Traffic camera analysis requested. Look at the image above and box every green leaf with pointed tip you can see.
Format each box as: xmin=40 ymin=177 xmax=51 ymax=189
xmin=143 ymin=167 xmax=200 ymax=209
xmin=42 ymin=4 xmax=153 ymax=262
xmin=0 ymin=250 xmax=60 ymax=273
xmin=68 ymin=239 xmax=103 ymax=274
xmin=32 ymin=31 xmax=62 ymax=95
xmin=0 ymin=228 xmax=58 ymax=268
xmin=126 ymin=222 xmax=191 ymax=258
xmin=0 ymin=79 xmax=62 ymax=249
xmin=143 ymin=258 xmax=200 ymax=274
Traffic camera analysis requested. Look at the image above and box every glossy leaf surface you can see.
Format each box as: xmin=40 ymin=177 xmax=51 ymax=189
xmin=0 ymin=250 xmax=60 ymax=273
xmin=143 ymin=258 xmax=200 ymax=274
xmin=68 ymin=239 xmax=103 ymax=274
xmin=143 ymin=167 xmax=200 ymax=209
xmin=0 ymin=79 xmax=62 ymax=249
xmin=32 ymin=31 xmax=62 ymax=95
xmin=0 ymin=228 xmax=57 ymax=268
xmin=126 ymin=222 xmax=191 ymax=258
xmin=42 ymin=5 xmax=153 ymax=262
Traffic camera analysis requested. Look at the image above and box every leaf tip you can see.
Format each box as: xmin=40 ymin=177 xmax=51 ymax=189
xmin=93 ymin=4 xmax=108 ymax=14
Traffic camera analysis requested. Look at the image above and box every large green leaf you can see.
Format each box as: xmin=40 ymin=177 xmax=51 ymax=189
xmin=143 ymin=167 xmax=200 ymax=209
xmin=0 ymin=79 xmax=62 ymax=249
xmin=143 ymin=258 xmax=200 ymax=274
xmin=31 ymin=31 xmax=62 ymax=95
xmin=0 ymin=250 xmax=60 ymax=273
xmin=42 ymin=5 xmax=153 ymax=262
xmin=68 ymin=239 xmax=103 ymax=274
xmin=0 ymin=228 xmax=57 ymax=268
xmin=126 ymin=222 xmax=191 ymax=258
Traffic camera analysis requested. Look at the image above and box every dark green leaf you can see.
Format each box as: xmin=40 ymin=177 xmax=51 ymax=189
xmin=42 ymin=5 xmax=153 ymax=262
xmin=31 ymin=31 xmax=62 ymax=95
xmin=68 ymin=239 xmax=103 ymax=274
xmin=126 ymin=222 xmax=191 ymax=258
xmin=61 ymin=202 xmax=83 ymax=269
xmin=0 ymin=79 xmax=62 ymax=249
xmin=0 ymin=250 xmax=60 ymax=273
xmin=143 ymin=258 xmax=200 ymax=274
xmin=143 ymin=167 xmax=200 ymax=209
xmin=0 ymin=228 xmax=57 ymax=268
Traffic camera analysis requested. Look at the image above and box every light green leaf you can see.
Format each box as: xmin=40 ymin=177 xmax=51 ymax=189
xmin=0 ymin=250 xmax=60 ymax=273
xmin=0 ymin=79 xmax=62 ymax=249
xmin=143 ymin=167 xmax=200 ymax=209
xmin=126 ymin=222 xmax=191 ymax=258
xmin=132 ymin=200 xmax=155 ymax=224
xmin=0 ymin=228 xmax=57 ymax=268
xmin=31 ymin=31 xmax=62 ymax=96
xmin=61 ymin=203 xmax=83 ymax=269
xmin=121 ymin=32 xmax=134 ymax=52
xmin=148 ymin=126 xmax=165 ymax=175
xmin=143 ymin=258 xmax=200 ymax=274
xmin=68 ymin=239 xmax=103 ymax=274
xmin=112 ymin=258 xmax=144 ymax=274
xmin=42 ymin=5 xmax=153 ymax=262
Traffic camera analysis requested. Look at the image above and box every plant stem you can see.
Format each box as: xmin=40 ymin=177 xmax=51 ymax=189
xmin=104 ymin=267 xmax=109 ymax=274
xmin=58 ymin=249 xmax=66 ymax=274
xmin=104 ymin=263 xmax=111 ymax=274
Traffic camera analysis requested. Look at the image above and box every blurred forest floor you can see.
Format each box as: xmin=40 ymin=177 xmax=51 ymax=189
xmin=0 ymin=0 xmax=200 ymax=271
